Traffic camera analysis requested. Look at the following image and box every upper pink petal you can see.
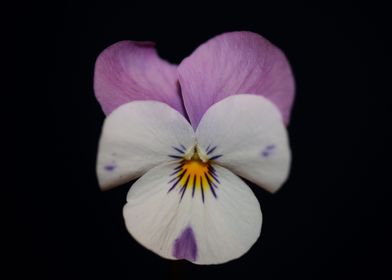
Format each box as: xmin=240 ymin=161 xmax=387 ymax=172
xmin=178 ymin=31 xmax=295 ymax=128
xmin=94 ymin=41 xmax=185 ymax=116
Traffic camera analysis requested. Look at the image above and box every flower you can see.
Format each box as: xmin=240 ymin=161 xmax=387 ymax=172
xmin=94 ymin=31 xmax=295 ymax=264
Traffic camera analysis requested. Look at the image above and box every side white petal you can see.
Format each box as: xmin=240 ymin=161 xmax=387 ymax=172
xmin=123 ymin=162 xmax=262 ymax=265
xmin=196 ymin=94 xmax=291 ymax=193
xmin=96 ymin=101 xmax=195 ymax=190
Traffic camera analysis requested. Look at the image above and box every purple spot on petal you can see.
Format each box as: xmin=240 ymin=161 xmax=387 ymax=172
xmin=173 ymin=226 xmax=198 ymax=262
xmin=104 ymin=164 xmax=116 ymax=171
xmin=262 ymin=145 xmax=276 ymax=157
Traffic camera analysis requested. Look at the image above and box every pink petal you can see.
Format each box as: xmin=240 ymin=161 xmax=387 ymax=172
xmin=178 ymin=31 xmax=295 ymax=128
xmin=94 ymin=41 xmax=185 ymax=116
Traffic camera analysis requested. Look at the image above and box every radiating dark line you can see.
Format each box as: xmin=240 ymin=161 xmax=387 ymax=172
xmin=209 ymin=181 xmax=217 ymax=198
xmin=182 ymin=174 xmax=190 ymax=190
xmin=169 ymin=165 xmax=183 ymax=176
xmin=173 ymin=165 xmax=183 ymax=171
xmin=208 ymin=165 xmax=216 ymax=174
xmin=180 ymin=186 xmax=187 ymax=201
xmin=206 ymin=144 xmax=211 ymax=152
xmin=172 ymin=146 xmax=185 ymax=154
xmin=168 ymin=169 xmax=187 ymax=192
xmin=207 ymin=146 xmax=217 ymax=155
xmin=180 ymin=144 xmax=186 ymax=151
xmin=168 ymin=169 xmax=186 ymax=183
xmin=168 ymin=155 xmax=183 ymax=159
xmin=178 ymin=169 xmax=188 ymax=180
xmin=205 ymin=173 xmax=218 ymax=197
xmin=168 ymin=179 xmax=180 ymax=193
xmin=180 ymin=175 xmax=190 ymax=201
xmin=168 ymin=176 xmax=178 ymax=183
xmin=208 ymin=171 xmax=220 ymax=184
xmin=192 ymin=174 xmax=196 ymax=197
xmin=200 ymin=176 xmax=204 ymax=203
xmin=205 ymin=172 xmax=214 ymax=189
xmin=209 ymin=154 xmax=222 ymax=160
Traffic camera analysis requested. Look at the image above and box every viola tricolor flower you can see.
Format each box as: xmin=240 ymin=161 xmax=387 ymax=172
xmin=94 ymin=31 xmax=295 ymax=264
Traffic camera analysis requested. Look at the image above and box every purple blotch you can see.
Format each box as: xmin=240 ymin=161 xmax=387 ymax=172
xmin=173 ymin=226 xmax=198 ymax=261
xmin=262 ymin=145 xmax=276 ymax=157
xmin=104 ymin=163 xmax=116 ymax=171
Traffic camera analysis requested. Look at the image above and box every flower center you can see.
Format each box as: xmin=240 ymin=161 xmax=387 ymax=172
xmin=168 ymin=144 xmax=222 ymax=202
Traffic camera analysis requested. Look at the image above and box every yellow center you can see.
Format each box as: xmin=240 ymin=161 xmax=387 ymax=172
xmin=168 ymin=144 xmax=221 ymax=201
xmin=179 ymin=160 xmax=214 ymax=191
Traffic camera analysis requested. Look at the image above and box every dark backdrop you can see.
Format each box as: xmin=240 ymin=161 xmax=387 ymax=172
xmin=9 ymin=1 xmax=390 ymax=279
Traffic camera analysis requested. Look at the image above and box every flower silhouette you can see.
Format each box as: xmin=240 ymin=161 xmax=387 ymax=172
xmin=95 ymin=31 xmax=295 ymax=264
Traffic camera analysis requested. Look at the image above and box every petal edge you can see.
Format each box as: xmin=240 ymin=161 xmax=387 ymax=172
xmin=94 ymin=41 xmax=185 ymax=116
xmin=178 ymin=31 xmax=295 ymax=128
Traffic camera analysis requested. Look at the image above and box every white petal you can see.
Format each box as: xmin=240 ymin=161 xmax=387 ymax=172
xmin=96 ymin=101 xmax=195 ymax=190
xmin=123 ymin=162 xmax=262 ymax=264
xmin=196 ymin=94 xmax=291 ymax=193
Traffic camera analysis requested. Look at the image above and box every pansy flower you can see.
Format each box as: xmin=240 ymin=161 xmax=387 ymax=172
xmin=95 ymin=31 xmax=295 ymax=264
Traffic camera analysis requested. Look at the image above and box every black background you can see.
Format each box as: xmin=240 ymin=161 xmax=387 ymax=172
xmin=8 ymin=1 xmax=390 ymax=279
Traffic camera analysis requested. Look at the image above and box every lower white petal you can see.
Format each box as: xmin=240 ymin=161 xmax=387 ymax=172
xmin=123 ymin=161 xmax=262 ymax=264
